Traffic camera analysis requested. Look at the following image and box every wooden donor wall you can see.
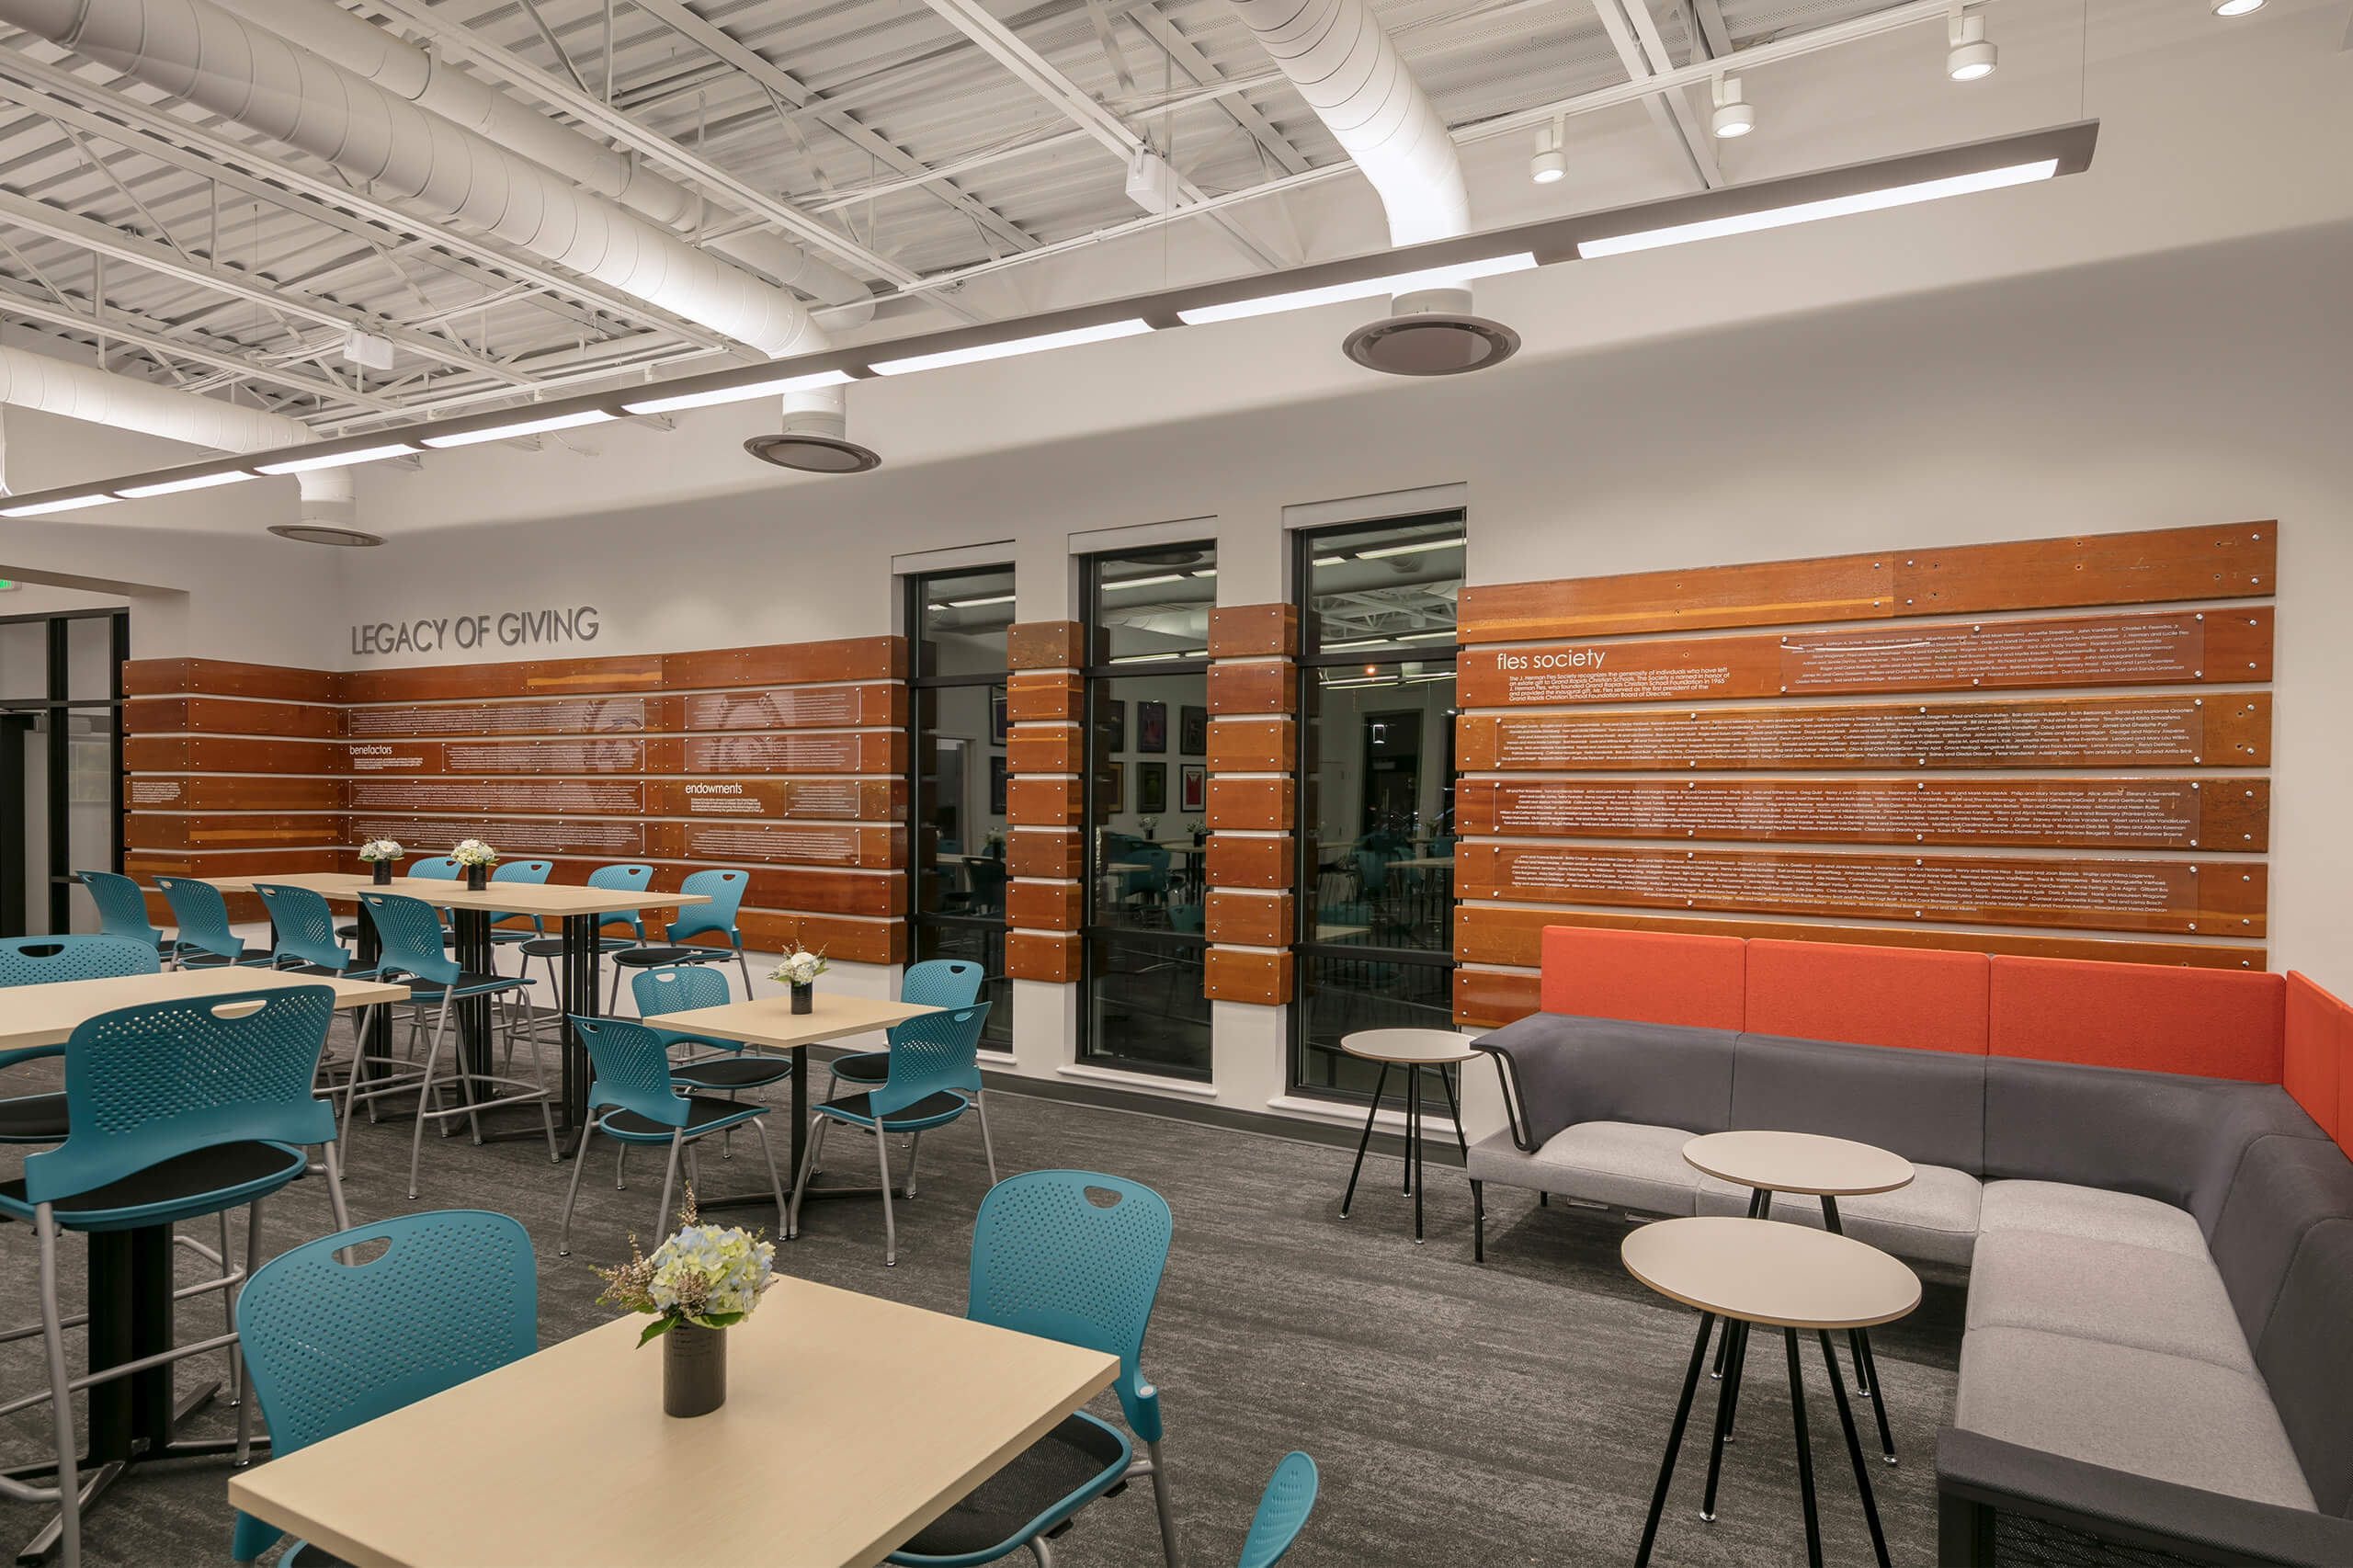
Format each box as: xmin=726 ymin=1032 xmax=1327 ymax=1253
xmin=121 ymin=638 xmax=909 ymax=964
xmin=1451 ymin=521 xmax=2278 ymax=1028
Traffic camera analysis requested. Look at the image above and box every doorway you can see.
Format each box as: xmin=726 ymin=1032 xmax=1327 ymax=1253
xmin=0 ymin=609 xmax=128 ymax=937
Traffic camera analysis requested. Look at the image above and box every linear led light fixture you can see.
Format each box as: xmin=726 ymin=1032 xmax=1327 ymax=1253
xmin=1109 ymin=651 xmax=1188 ymax=665
xmin=255 ymin=443 xmax=420 ymax=474
xmin=118 ymin=469 xmax=260 ymax=497
xmin=1579 ymin=159 xmax=2058 ymax=259
xmin=946 ymin=593 xmax=1017 ymax=608
xmin=870 ymin=319 xmax=1153 ymax=377
xmin=1356 ymin=537 xmax=1465 ymax=559
xmin=1177 ymin=255 xmax=1537 ymax=327
xmin=1395 ymin=630 xmax=1460 ymax=642
xmin=1105 ymin=573 xmax=1188 ymax=590
xmin=620 ymin=369 xmax=856 ymax=416
xmin=0 ymin=493 xmax=117 ymax=517
xmin=1323 ymin=638 xmax=1395 ymax=651
xmin=1313 ymin=554 xmax=1348 ymax=566
xmin=421 ymin=409 xmax=617 ymax=449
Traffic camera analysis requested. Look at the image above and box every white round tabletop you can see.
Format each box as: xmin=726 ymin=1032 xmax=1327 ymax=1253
xmin=1338 ymin=1028 xmax=1482 ymax=1066
xmin=1622 ymin=1217 xmax=1921 ymax=1330
xmin=1681 ymin=1131 xmax=1915 ymax=1197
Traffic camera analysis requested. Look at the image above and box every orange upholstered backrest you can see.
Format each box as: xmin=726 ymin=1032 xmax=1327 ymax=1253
xmin=1987 ymin=956 xmax=2285 ymax=1082
xmin=2285 ymin=972 xmax=2353 ymax=1142
xmin=1745 ymin=940 xmax=1990 ymax=1054
xmin=1539 ymin=926 xmax=1745 ymax=1030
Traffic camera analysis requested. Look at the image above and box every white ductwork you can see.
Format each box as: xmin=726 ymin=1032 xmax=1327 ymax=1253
xmin=205 ymin=0 xmax=874 ymax=321
xmin=0 ymin=343 xmax=351 ymax=522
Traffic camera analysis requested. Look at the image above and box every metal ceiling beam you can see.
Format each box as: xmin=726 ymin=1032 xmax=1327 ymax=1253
xmin=1590 ymin=0 xmax=1721 ymax=189
xmin=1121 ymin=5 xmax=1307 ymax=176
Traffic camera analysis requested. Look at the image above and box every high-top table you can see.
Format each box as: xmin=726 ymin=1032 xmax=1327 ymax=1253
xmin=1682 ymin=1130 xmax=1915 ymax=1466
xmin=198 ymin=871 xmax=705 ymax=1146
xmin=1336 ymin=1028 xmax=1478 ymax=1244
xmin=227 ymin=1274 xmax=1120 ymax=1568
xmin=1624 ymin=1217 xmax=1918 ymax=1568
xmin=1 ymin=967 xmax=408 ymax=1563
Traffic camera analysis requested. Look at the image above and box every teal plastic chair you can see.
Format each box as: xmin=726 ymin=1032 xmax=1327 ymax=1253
xmin=252 ymin=884 xmax=366 ymax=976
xmin=0 ymin=984 xmax=352 ymax=1567
xmin=609 ymin=869 xmax=755 ymax=1000
xmin=153 ymin=875 xmax=273 ymax=968
xmin=789 ymin=1004 xmax=991 ymax=1266
xmin=1238 ymin=1452 xmax=1319 ymax=1568
xmin=884 ymin=1170 xmax=1176 ymax=1566
xmin=824 ymin=960 xmax=995 ymax=1190
xmin=636 ymin=964 xmax=792 ymax=1095
xmin=517 ymin=862 xmax=655 ymax=1011
xmin=557 ymin=1016 xmax=786 ymax=1256
xmin=482 ymin=858 xmax=554 ymax=956
xmin=230 ymin=1210 xmax=536 ymax=1565
xmin=412 ymin=857 xmax=462 ymax=880
xmin=0 ymin=937 xmax=160 ymax=1147
xmin=1118 ymin=846 xmax=1172 ymax=914
xmin=354 ymin=892 xmax=556 ymax=1198
xmin=76 ymin=869 xmax=174 ymax=961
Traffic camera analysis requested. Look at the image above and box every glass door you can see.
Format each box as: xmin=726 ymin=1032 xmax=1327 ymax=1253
xmin=0 ymin=609 xmax=128 ymax=936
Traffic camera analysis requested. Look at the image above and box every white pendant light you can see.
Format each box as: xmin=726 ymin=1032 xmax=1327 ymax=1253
xmin=1711 ymin=75 xmax=1756 ymax=139
xmin=1947 ymin=6 xmax=1997 ymax=79
xmin=1529 ymin=118 xmax=1567 ymax=184
xmin=2211 ymin=0 xmax=2263 ymax=15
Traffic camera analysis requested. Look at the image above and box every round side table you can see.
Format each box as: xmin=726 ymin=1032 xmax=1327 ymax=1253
xmin=1683 ymin=1131 xmax=1914 ymax=1467
xmin=1336 ymin=1028 xmax=1479 ymax=1243
xmin=1623 ymin=1217 xmax=1919 ymax=1568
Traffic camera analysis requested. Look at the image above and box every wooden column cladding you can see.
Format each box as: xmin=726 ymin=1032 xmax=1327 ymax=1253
xmin=1003 ymin=622 xmax=1082 ymax=982
xmin=1202 ymin=605 xmax=1298 ymax=1004
xmin=1452 ymin=521 xmax=2279 ymax=1028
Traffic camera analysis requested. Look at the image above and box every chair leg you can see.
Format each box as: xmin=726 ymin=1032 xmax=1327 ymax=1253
xmin=35 ymin=1205 xmax=79 ymax=1568
xmin=904 ymin=1131 xmax=923 ymax=1199
xmin=233 ymin=1198 xmax=264 ymax=1466
xmin=734 ymin=948 xmax=755 ymax=999
xmin=1028 ymin=1536 xmax=1056 ymax=1566
xmin=873 ymin=1118 xmax=898 ymax=1267
xmin=788 ymin=1116 xmax=828 ymax=1241
xmin=747 ymin=1117 xmax=787 ymax=1233
xmin=975 ymin=1091 xmax=999 ymax=1187
xmin=615 ymin=1142 xmax=629 ymax=1190
xmin=655 ymin=1131 xmax=684 ymax=1237
xmin=320 ymin=1138 xmax=351 ymax=1233
xmin=520 ymin=992 xmax=559 ymax=1165
xmin=406 ymin=1003 xmax=456 ymax=1200
xmin=1144 ymin=1437 xmax=1180 ymax=1568
xmin=559 ymin=1126 xmax=597 ymax=1257
xmin=218 ymin=1211 xmax=239 ymax=1404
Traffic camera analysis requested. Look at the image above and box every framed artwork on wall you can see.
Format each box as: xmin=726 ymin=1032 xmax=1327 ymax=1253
xmin=1138 ymin=761 xmax=1166 ymax=814
xmin=989 ymin=688 xmax=1007 ymax=745
xmin=1138 ymin=700 xmax=1167 ymax=754
xmin=1180 ymin=764 xmax=1205 ymax=812
xmin=1097 ymin=761 xmax=1125 ymax=815
xmin=1097 ymin=699 xmax=1125 ymax=754
xmin=988 ymin=754 xmax=1006 ymax=816
xmin=1179 ymin=705 xmax=1208 ymax=756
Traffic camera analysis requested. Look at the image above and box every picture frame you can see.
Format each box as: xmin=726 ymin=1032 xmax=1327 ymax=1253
xmin=988 ymin=753 xmax=1006 ymax=816
xmin=1137 ymin=699 xmax=1167 ymax=755
xmin=1180 ymin=763 xmax=1206 ymax=812
xmin=989 ymin=687 xmax=1008 ymax=746
xmin=1138 ymin=761 xmax=1166 ymax=814
xmin=1097 ymin=761 xmax=1124 ymax=815
xmin=1179 ymin=704 xmax=1208 ymax=756
xmin=1096 ymin=698 xmax=1125 ymax=754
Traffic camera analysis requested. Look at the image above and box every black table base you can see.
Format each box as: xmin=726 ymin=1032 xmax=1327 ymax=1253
xmin=1339 ymin=1059 xmax=1469 ymax=1243
xmin=699 ymin=1051 xmax=909 ymax=1221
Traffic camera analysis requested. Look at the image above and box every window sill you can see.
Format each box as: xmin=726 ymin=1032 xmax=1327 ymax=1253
xmin=1058 ymin=1062 xmax=1218 ymax=1100
xmin=1265 ymin=1093 xmax=1458 ymax=1140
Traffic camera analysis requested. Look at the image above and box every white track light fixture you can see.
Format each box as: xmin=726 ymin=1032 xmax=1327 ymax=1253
xmin=2211 ymin=0 xmax=2264 ymax=15
xmin=1947 ymin=4 xmax=1998 ymax=79
xmin=1711 ymin=75 xmax=1756 ymax=138
xmin=1530 ymin=118 xmax=1568 ymax=184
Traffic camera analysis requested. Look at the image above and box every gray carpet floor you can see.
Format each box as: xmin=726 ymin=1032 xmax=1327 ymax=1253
xmin=0 ymin=1034 xmax=1965 ymax=1567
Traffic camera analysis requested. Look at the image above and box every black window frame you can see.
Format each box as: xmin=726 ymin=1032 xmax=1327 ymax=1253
xmin=0 ymin=607 xmax=129 ymax=937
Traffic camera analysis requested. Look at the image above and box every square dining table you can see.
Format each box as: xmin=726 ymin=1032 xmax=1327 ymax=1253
xmin=226 ymin=1274 xmax=1120 ymax=1568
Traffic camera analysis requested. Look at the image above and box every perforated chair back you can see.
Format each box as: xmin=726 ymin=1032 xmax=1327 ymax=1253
xmin=586 ymin=862 xmax=654 ymax=939
xmin=872 ymin=1004 xmax=988 ymax=1119
xmin=666 ymin=868 xmax=747 ymax=944
xmin=411 ymin=858 xmax=461 ymax=881
xmin=967 ymin=1169 xmax=1173 ymax=1441
xmin=901 ymin=959 xmax=984 ymax=1010
xmin=358 ymin=892 xmax=460 ymax=986
xmin=632 ymin=964 xmax=731 ymax=1018
xmin=230 ymin=1210 xmax=535 ymax=1562
xmin=79 ymin=869 xmax=165 ymax=950
xmin=1237 ymin=1452 xmax=1320 ymax=1568
xmin=0 ymin=935 xmax=158 ymax=987
xmin=488 ymin=858 xmax=552 ymax=932
xmin=571 ymin=1016 xmax=692 ymax=1128
xmin=253 ymin=884 xmax=348 ymax=972
xmin=153 ymin=875 xmax=246 ymax=963
xmin=965 ymin=858 xmax=1007 ymax=915
xmin=22 ymin=985 xmax=338 ymax=1207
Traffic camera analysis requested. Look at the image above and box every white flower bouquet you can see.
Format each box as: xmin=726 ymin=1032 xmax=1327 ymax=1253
xmin=357 ymin=839 xmax=404 ymax=862
xmin=595 ymin=1192 xmax=775 ymax=1346
xmin=450 ymin=838 xmax=499 ymax=867
xmin=771 ymin=948 xmax=830 ymax=988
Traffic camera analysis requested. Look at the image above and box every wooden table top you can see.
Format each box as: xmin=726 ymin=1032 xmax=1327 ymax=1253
xmin=226 ymin=1274 xmax=1121 ymax=1568
xmin=197 ymin=871 xmax=707 ymax=917
xmin=1339 ymin=1027 xmax=1481 ymax=1066
xmin=0 ymin=967 xmax=409 ymax=1051
xmin=649 ymin=992 xmax=939 ymax=1051
xmin=1621 ymin=1217 xmax=1921 ymax=1330
xmin=1682 ymin=1131 xmax=1915 ymax=1198
xmin=1390 ymin=857 xmax=1455 ymax=869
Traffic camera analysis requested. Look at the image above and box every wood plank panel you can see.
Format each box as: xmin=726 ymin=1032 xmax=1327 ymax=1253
xmin=355 ymin=778 xmax=648 ymax=816
xmin=122 ymin=848 xmax=342 ymax=878
xmin=1004 ymin=880 xmax=1082 ymax=931
xmin=1206 ymin=890 xmax=1291 ymax=947
xmin=1006 ymin=621 xmax=1081 ymax=671
xmin=1204 ymin=947 xmax=1292 ymax=1005
xmin=347 ymin=814 xmax=647 ymax=858
xmin=123 ymin=657 xmax=337 ymax=704
xmin=125 ymin=697 xmax=343 ymax=739
xmin=735 ymin=911 xmax=903 ymax=966
xmin=1007 ymin=777 xmax=1082 ymax=827
xmin=676 ymin=685 xmax=903 ymax=732
xmin=344 ymin=697 xmax=651 ymax=738
xmin=1458 ymin=695 xmax=2272 ymax=771
xmin=1453 ymin=904 xmax=2268 ymax=971
xmin=676 ymin=733 xmax=903 ymax=776
xmin=1456 ymin=778 xmax=2268 ymax=851
xmin=1006 ymin=726 xmax=1080 ymax=776
xmin=642 ymin=822 xmax=901 ymax=869
xmin=1007 ymin=830 xmax=1081 ymax=880
xmin=1208 ymin=719 xmax=1294 ymax=772
xmin=1006 ymin=930 xmax=1077 ymax=983
xmin=340 ymin=739 xmax=650 ymax=776
xmin=1455 ymin=969 xmax=1541 ymax=1028
xmin=1206 ymin=662 xmax=1295 ymax=716
xmin=124 ymin=813 xmax=347 ymax=851
xmin=1206 ymin=778 xmax=1294 ymax=832
xmin=126 ymin=776 xmax=345 ymax=812
xmin=1461 ymin=553 xmax=1893 ymax=642
xmin=1006 ymin=673 xmax=1081 ymax=722
xmin=336 ymin=654 xmax=666 ymax=704
xmin=1889 ymin=522 xmax=2275 ymax=615
xmin=1207 ymin=835 xmax=1291 ymax=889
xmin=1457 ymin=844 xmax=2266 ymax=936
xmin=661 ymin=637 xmax=904 ymax=690
xmin=1207 ymin=605 xmax=1298 ymax=658
xmin=126 ymin=736 xmax=343 ymax=775
xmin=645 ymin=779 xmax=901 ymax=822
xmin=740 ymin=868 xmax=902 ymax=917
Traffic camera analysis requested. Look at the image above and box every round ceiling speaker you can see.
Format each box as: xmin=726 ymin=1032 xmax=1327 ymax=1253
xmin=267 ymin=523 xmax=384 ymax=547
xmin=1342 ymin=313 xmax=1521 ymax=377
xmin=744 ymin=432 xmax=881 ymax=474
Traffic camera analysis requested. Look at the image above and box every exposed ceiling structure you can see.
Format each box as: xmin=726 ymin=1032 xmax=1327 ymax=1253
xmin=0 ymin=0 xmax=1934 ymax=438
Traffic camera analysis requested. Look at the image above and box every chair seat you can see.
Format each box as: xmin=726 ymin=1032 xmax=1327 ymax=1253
xmin=0 ymin=1093 xmax=67 ymax=1144
xmin=815 ymin=1089 xmax=969 ymax=1132
xmin=611 ymin=945 xmax=731 ymax=968
xmin=827 ymin=1050 xmax=888 ymax=1085
xmin=277 ymin=960 xmax=370 ymax=980
xmin=669 ymin=1055 xmax=793 ymax=1090
xmin=517 ymin=936 xmax=639 ymax=959
xmin=888 ymin=1410 xmax=1131 ymax=1564
xmin=0 ymin=1141 xmax=307 ymax=1232
xmin=400 ymin=971 xmax=528 ymax=1002
xmin=179 ymin=949 xmax=276 ymax=969
xmin=597 ymin=1096 xmax=767 ymax=1142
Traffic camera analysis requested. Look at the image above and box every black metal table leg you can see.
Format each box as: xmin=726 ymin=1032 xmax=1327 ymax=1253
xmin=1437 ymin=1062 xmax=1469 ymax=1158
xmin=1817 ymin=1329 xmax=1893 ymax=1568
xmin=1339 ymin=1062 xmax=1390 ymax=1218
xmin=559 ymin=912 xmax=598 ymax=1140
xmin=1699 ymin=1315 xmax=1742 ymax=1522
xmin=1721 ymin=1317 xmax=1750 ymax=1441
xmin=1635 ymin=1311 xmax=1717 ymax=1568
xmin=352 ymin=903 xmax=389 ymax=1090
xmin=1402 ymin=1067 xmax=1416 ymax=1197
xmin=1716 ymin=1189 xmax=1767 ymax=1381
xmin=1821 ymin=1196 xmax=1898 ymax=1464
xmin=1410 ymin=1065 xmax=1426 ymax=1243
xmin=1785 ymin=1325 xmax=1823 ymax=1568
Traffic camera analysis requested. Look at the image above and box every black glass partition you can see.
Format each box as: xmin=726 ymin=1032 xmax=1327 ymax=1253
xmin=908 ymin=568 xmax=1013 ymax=1049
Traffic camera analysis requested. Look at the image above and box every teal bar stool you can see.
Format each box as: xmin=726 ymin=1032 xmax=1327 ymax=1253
xmin=788 ymin=1004 xmax=991 ymax=1266
xmin=1238 ymin=1452 xmax=1319 ymax=1568
xmin=152 ymin=875 xmax=273 ymax=968
xmin=0 ymin=937 xmax=159 ymax=1147
xmin=881 ymin=1170 xmax=1177 ymax=1567
xmin=75 ymin=870 xmax=175 ymax=963
xmin=517 ymin=862 xmax=654 ymax=1012
xmin=609 ymin=869 xmax=755 ymax=1006
xmin=483 ymin=858 xmax=554 ymax=967
xmin=337 ymin=857 xmax=460 ymax=945
xmin=254 ymin=882 xmax=382 ymax=1122
xmin=824 ymin=960 xmax=994 ymax=1190
xmin=230 ymin=1211 xmax=536 ymax=1567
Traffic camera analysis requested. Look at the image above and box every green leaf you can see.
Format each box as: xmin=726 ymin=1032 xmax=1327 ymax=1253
xmin=636 ymin=1315 xmax=677 ymax=1346
xmin=701 ymin=1311 xmax=745 ymax=1328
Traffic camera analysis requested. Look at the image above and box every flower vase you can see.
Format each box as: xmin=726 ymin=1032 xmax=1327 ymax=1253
xmin=663 ymin=1322 xmax=726 ymax=1418
xmin=371 ymin=861 xmax=392 ymax=886
xmin=790 ymin=982 xmax=813 ymax=1015
xmin=465 ymin=865 xmax=487 ymax=891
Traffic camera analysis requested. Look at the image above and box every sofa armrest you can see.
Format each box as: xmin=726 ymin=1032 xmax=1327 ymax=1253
xmin=1937 ymin=1427 xmax=2353 ymax=1567
xmin=1471 ymin=1041 xmax=1533 ymax=1152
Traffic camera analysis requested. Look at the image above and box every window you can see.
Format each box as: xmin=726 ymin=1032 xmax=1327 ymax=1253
xmin=1078 ymin=542 xmax=1217 ymax=1080
xmin=1290 ymin=515 xmax=1462 ymax=1096
xmin=908 ymin=567 xmax=1014 ymax=1050
xmin=0 ymin=610 xmax=128 ymax=937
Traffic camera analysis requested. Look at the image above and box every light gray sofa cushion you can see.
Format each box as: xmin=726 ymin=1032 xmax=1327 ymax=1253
xmin=1967 ymin=1229 xmax=2256 ymax=1374
xmin=1695 ymin=1163 xmax=1981 ymax=1267
xmin=1956 ymin=1325 xmax=2315 ymax=1511
xmin=1465 ymin=1122 xmax=1701 ymax=1217
xmin=1979 ymin=1178 xmax=2209 ymax=1259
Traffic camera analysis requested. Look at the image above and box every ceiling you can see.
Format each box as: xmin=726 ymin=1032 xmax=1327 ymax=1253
xmin=0 ymin=0 xmax=1922 ymax=435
